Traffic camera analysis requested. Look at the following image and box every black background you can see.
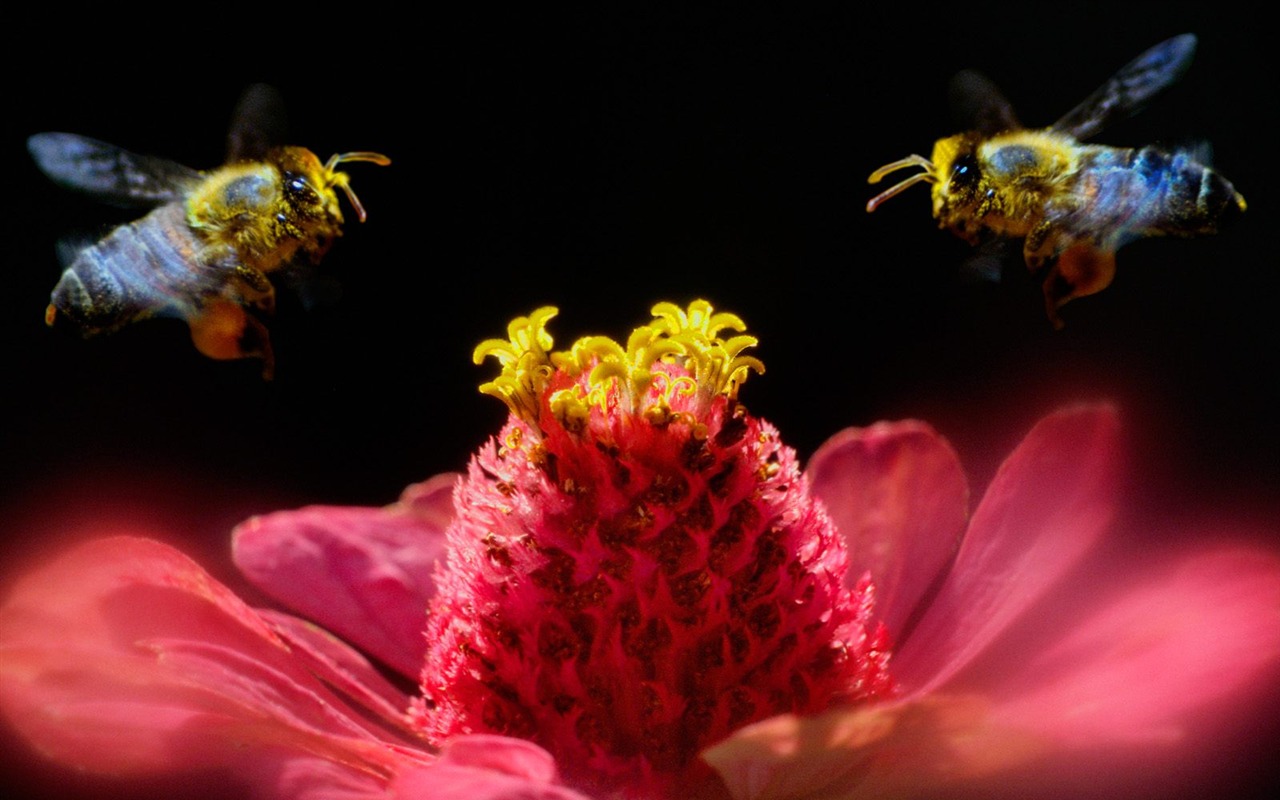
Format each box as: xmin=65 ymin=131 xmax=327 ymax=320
xmin=2 ymin=4 xmax=1277 ymax=798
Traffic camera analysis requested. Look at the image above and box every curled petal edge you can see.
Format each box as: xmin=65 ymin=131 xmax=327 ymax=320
xmin=0 ymin=536 xmax=428 ymax=787
xmin=232 ymin=473 xmax=459 ymax=679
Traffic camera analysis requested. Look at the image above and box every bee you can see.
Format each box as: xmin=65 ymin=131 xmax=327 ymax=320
xmin=29 ymin=84 xmax=390 ymax=377
xmin=866 ymin=34 xmax=1246 ymax=326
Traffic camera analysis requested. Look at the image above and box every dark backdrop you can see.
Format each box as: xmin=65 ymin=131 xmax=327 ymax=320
xmin=2 ymin=4 xmax=1276 ymax=798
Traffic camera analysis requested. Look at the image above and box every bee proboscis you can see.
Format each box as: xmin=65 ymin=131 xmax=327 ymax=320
xmin=866 ymin=34 xmax=1246 ymax=326
xmin=29 ymin=84 xmax=390 ymax=377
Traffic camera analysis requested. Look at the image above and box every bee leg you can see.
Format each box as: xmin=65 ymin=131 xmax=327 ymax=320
xmin=233 ymin=264 xmax=276 ymax=314
xmin=1023 ymin=221 xmax=1065 ymax=273
xmin=1041 ymin=244 xmax=1118 ymax=328
xmin=187 ymin=298 xmax=275 ymax=379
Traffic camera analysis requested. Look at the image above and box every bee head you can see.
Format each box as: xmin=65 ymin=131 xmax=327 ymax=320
xmin=926 ymin=134 xmax=988 ymax=227
xmin=271 ymin=147 xmax=391 ymax=227
xmin=867 ymin=134 xmax=986 ymax=219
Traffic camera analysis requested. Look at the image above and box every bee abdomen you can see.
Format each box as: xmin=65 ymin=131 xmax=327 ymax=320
xmin=49 ymin=204 xmax=210 ymax=335
xmin=49 ymin=248 xmax=128 ymax=332
xmin=1132 ymin=146 xmax=1246 ymax=235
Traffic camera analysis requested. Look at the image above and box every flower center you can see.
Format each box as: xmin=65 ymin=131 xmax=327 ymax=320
xmin=411 ymin=301 xmax=893 ymax=797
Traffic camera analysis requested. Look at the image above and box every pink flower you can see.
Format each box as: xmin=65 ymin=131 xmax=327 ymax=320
xmin=2 ymin=301 xmax=1278 ymax=799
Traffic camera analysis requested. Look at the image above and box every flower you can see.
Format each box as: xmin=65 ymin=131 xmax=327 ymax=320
xmin=2 ymin=301 xmax=1279 ymax=800
xmin=411 ymin=302 xmax=892 ymax=798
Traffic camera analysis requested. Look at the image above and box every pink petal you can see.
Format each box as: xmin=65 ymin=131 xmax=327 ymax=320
xmin=0 ymin=536 xmax=427 ymax=787
xmin=438 ymin=735 xmax=561 ymax=782
xmin=993 ymin=545 xmax=1280 ymax=745
xmin=398 ymin=473 xmax=460 ymax=530
xmin=807 ymin=420 xmax=969 ymax=638
xmin=233 ymin=474 xmax=458 ymax=679
xmin=708 ymin=554 xmax=1280 ymax=800
xmin=703 ymin=698 xmax=1032 ymax=800
xmin=252 ymin=756 xmax=394 ymax=800
xmin=258 ymin=610 xmax=418 ymax=738
xmin=390 ymin=736 xmax=598 ymax=800
xmin=891 ymin=404 xmax=1122 ymax=694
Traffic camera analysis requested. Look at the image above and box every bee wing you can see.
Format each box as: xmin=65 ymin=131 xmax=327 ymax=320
xmin=226 ymin=83 xmax=289 ymax=163
xmin=53 ymin=232 xmax=100 ymax=269
xmin=28 ymin=133 xmax=202 ymax=208
xmin=277 ymin=262 xmax=345 ymax=312
xmin=1051 ymin=33 xmax=1197 ymax=141
xmin=959 ymin=238 xmax=1013 ymax=284
xmin=949 ymin=69 xmax=1022 ymax=135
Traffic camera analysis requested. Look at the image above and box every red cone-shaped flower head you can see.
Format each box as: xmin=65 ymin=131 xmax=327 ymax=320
xmin=411 ymin=301 xmax=894 ymax=796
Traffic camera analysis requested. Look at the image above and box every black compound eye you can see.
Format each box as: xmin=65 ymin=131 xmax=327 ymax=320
xmin=950 ymin=152 xmax=981 ymax=191
xmin=282 ymin=172 xmax=319 ymax=206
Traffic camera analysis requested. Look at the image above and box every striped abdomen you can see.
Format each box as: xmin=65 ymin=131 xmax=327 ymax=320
xmin=47 ymin=203 xmax=228 ymax=335
xmin=1073 ymin=145 xmax=1246 ymax=245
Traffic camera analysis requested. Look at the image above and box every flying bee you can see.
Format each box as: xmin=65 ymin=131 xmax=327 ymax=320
xmin=29 ymin=84 xmax=390 ymax=377
xmin=866 ymin=34 xmax=1246 ymax=326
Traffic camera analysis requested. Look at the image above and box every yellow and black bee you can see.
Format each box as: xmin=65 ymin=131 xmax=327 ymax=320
xmin=28 ymin=85 xmax=389 ymax=377
xmin=866 ymin=34 xmax=1246 ymax=326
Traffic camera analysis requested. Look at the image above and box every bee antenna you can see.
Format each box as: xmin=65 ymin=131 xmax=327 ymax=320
xmin=323 ymin=151 xmax=392 ymax=223
xmin=866 ymin=155 xmax=937 ymax=213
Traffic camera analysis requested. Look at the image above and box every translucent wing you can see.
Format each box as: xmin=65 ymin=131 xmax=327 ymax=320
xmin=1052 ymin=33 xmax=1197 ymax=141
xmin=53 ymin=232 xmax=99 ymax=270
xmin=226 ymin=83 xmax=288 ymax=163
xmin=949 ymin=69 xmax=1022 ymax=135
xmin=27 ymin=133 xmax=202 ymax=208
xmin=277 ymin=263 xmax=345 ymax=312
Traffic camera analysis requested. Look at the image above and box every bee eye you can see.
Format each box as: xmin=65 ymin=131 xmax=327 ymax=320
xmin=949 ymin=153 xmax=981 ymax=192
xmin=282 ymin=172 xmax=320 ymax=207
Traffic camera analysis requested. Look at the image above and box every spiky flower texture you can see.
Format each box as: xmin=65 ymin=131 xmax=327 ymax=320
xmin=414 ymin=302 xmax=892 ymax=795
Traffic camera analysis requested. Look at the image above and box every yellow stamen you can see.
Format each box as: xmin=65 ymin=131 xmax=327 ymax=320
xmin=474 ymin=307 xmax=560 ymax=427
xmin=474 ymin=300 xmax=765 ymax=433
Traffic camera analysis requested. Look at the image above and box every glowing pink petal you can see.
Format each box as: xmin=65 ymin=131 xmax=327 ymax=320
xmin=807 ymin=420 xmax=969 ymax=637
xmin=0 ymin=536 xmax=426 ymax=786
xmin=254 ymin=757 xmax=393 ymax=799
xmin=390 ymin=736 xmax=598 ymax=800
xmin=233 ymin=473 xmax=458 ymax=679
xmin=709 ymin=543 xmax=1280 ymax=800
xmin=397 ymin=472 xmax=460 ymax=529
xmin=703 ymin=697 xmax=1027 ymax=800
xmin=994 ymin=545 xmax=1280 ymax=744
xmin=258 ymin=610 xmax=418 ymax=738
xmin=892 ymin=404 xmax=1122 ymax=694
